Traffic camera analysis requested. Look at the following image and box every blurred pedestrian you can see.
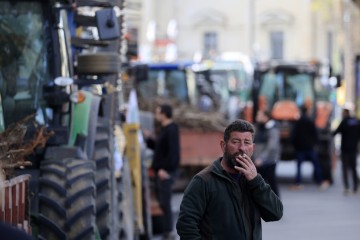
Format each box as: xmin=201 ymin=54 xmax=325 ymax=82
xmin=176 ymin=119 xmax=283 ymax=239
xmin=332 ymin=105 xmax=360 ymax=195
xmin=291 ymin=105 xmax=329 ymax=190
xmin=254 ymin=110 xmax=281 ymax=197
xmin=144 ymin=103 xmax=180 ymax=240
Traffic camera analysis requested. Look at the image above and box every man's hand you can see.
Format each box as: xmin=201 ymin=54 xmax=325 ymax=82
xmin=158 ymin=168 xmax=170 ymax=180
xmin=254 ymin=158 xmax=262 ymax=167
xmin=142 ymin=128 xmax=152 ymax=139
xmin=234 ymin=154 xmax=257 ymax=181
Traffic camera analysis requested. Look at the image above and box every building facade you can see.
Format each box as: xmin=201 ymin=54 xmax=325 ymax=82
xmin=125 ymin=0 xmax=360 ymax=110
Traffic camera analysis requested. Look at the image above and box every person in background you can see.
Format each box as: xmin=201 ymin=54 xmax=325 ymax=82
xmin=254 ymin=110 xmax=281 ymax=197
xmin=144 ymin=103 xmax=180 ymax=240
xmin=332 ymin=105 xmax=360 ymax=195
xmin=176 ymin=119 xmax=283 ymax=239
xmin=291 ymin=105 xmax=329 ymax=190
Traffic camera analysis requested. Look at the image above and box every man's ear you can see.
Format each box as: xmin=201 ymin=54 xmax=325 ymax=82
xmin=220 ymin=140 xmax=226 ymax=153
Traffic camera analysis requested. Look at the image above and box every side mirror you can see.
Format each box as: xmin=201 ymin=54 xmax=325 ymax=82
xmin=96 ymin=8 xmax=120 ymax=40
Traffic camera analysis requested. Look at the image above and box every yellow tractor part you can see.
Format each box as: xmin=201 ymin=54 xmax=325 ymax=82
xmin=123 ymin=123 xmax=144 ymax=234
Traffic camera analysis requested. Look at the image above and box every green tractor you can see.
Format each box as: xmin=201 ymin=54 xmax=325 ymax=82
xmin=0 ymin=0 xmax=150 ymax=239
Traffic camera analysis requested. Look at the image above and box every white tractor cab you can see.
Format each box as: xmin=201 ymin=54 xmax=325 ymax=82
xmin=191 ymin=55 xmax=254 ymax=122
xmin=127 ymin=54 xmax=254 ymax=122
xmin=128 ymin=62 xmax=195 ymax=109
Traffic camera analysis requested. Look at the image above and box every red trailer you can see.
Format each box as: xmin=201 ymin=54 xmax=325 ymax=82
xmin=0 ymin=174 xmax=31 ymax=234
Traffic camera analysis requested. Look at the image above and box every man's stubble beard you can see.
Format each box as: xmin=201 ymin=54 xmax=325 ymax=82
xmin=223 ymin=146 xmax=253 ymax=169
xmin=223 ymin=150 xmax=239 ymax=169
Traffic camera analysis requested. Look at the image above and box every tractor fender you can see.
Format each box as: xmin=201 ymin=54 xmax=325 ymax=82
xmin=86 ymin=93 xmax=101 ymax=159
xmin=69 ymin=90 xmax=99 ymax=154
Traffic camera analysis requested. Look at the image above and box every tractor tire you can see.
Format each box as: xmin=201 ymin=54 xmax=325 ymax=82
xmin=93 ymin=122 xmax=119 ymax=240
xmin=38 ymin=158 xmax=96 ymax=240
xmin=139 ymin=144 xmax=153 ymax=240
xmin=77 ymin=53 xmax=120 ymax=74
xmin=118 ymin=158 xmax=136 ymax=240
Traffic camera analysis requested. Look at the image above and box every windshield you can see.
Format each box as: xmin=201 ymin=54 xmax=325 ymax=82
xmin=0 ymin=1 xmax=50 ymax=129
xmin=259 ymin=71 xmax=314 ymax=110
xmin=315 ymin=75 xmax=335 ymax=101
xmin=194 ymin=63 xmax=252 ymax=119
xmin=210 ymin=68 xmax=251 ymax=101
xmin=137 ymin=68 xmax=188 ymax=103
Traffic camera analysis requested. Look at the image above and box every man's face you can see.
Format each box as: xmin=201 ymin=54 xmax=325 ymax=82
xmin=221 ymin=131 xmax=254 ymax=169
xmin=154 ymin=107 xmax=163 ymax=123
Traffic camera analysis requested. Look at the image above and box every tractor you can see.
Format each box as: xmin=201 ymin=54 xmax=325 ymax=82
xmin=126 ymin=60 xmax=253 ymax=189
xmin=245 ymin=60 xmax=338 ymax=183
xmin=0 ymin=0 xmax=151 ymax=239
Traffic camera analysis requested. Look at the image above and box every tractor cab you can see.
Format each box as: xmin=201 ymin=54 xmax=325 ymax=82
xmin=251 ymin=60 xmax=338 ymax=161
xmin=192 ymin=59 xmax=253 ymax=121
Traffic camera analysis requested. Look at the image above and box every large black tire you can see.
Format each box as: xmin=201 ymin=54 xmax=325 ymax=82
xmin=38 ymin=158 xmax=96 ymax=240
xmin=118 ymin=159 xmax=136 ymax=240
xmin=93 ymin=122 xmax=119 ymax=240
xmin=139 ymin=145 xmax=153 ymax=240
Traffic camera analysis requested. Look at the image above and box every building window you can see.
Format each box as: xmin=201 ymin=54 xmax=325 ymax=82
xmin=270 ymin=31 xmax=283 ymax=59
xmin=204 ymin=32 xmax=218 ymax=58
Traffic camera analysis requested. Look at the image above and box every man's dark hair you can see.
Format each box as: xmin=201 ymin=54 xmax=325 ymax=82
xmin=224 ymin=119 xmax=255 ymax=142
xmin=342 ymin=108 xmax=350 ymax=117
xmin=159 ymin=104 xmax=173 ymax=118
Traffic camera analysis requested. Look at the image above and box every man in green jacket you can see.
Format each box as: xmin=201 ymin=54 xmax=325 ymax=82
xmin=176 ymin=119 xmax=283 ymax=239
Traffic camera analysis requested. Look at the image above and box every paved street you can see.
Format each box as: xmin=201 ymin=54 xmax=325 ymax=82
xmin=155 ymin=157 xmax=360 ymax=240
xmin=262 ymin=160 xmax=360 ymax=240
